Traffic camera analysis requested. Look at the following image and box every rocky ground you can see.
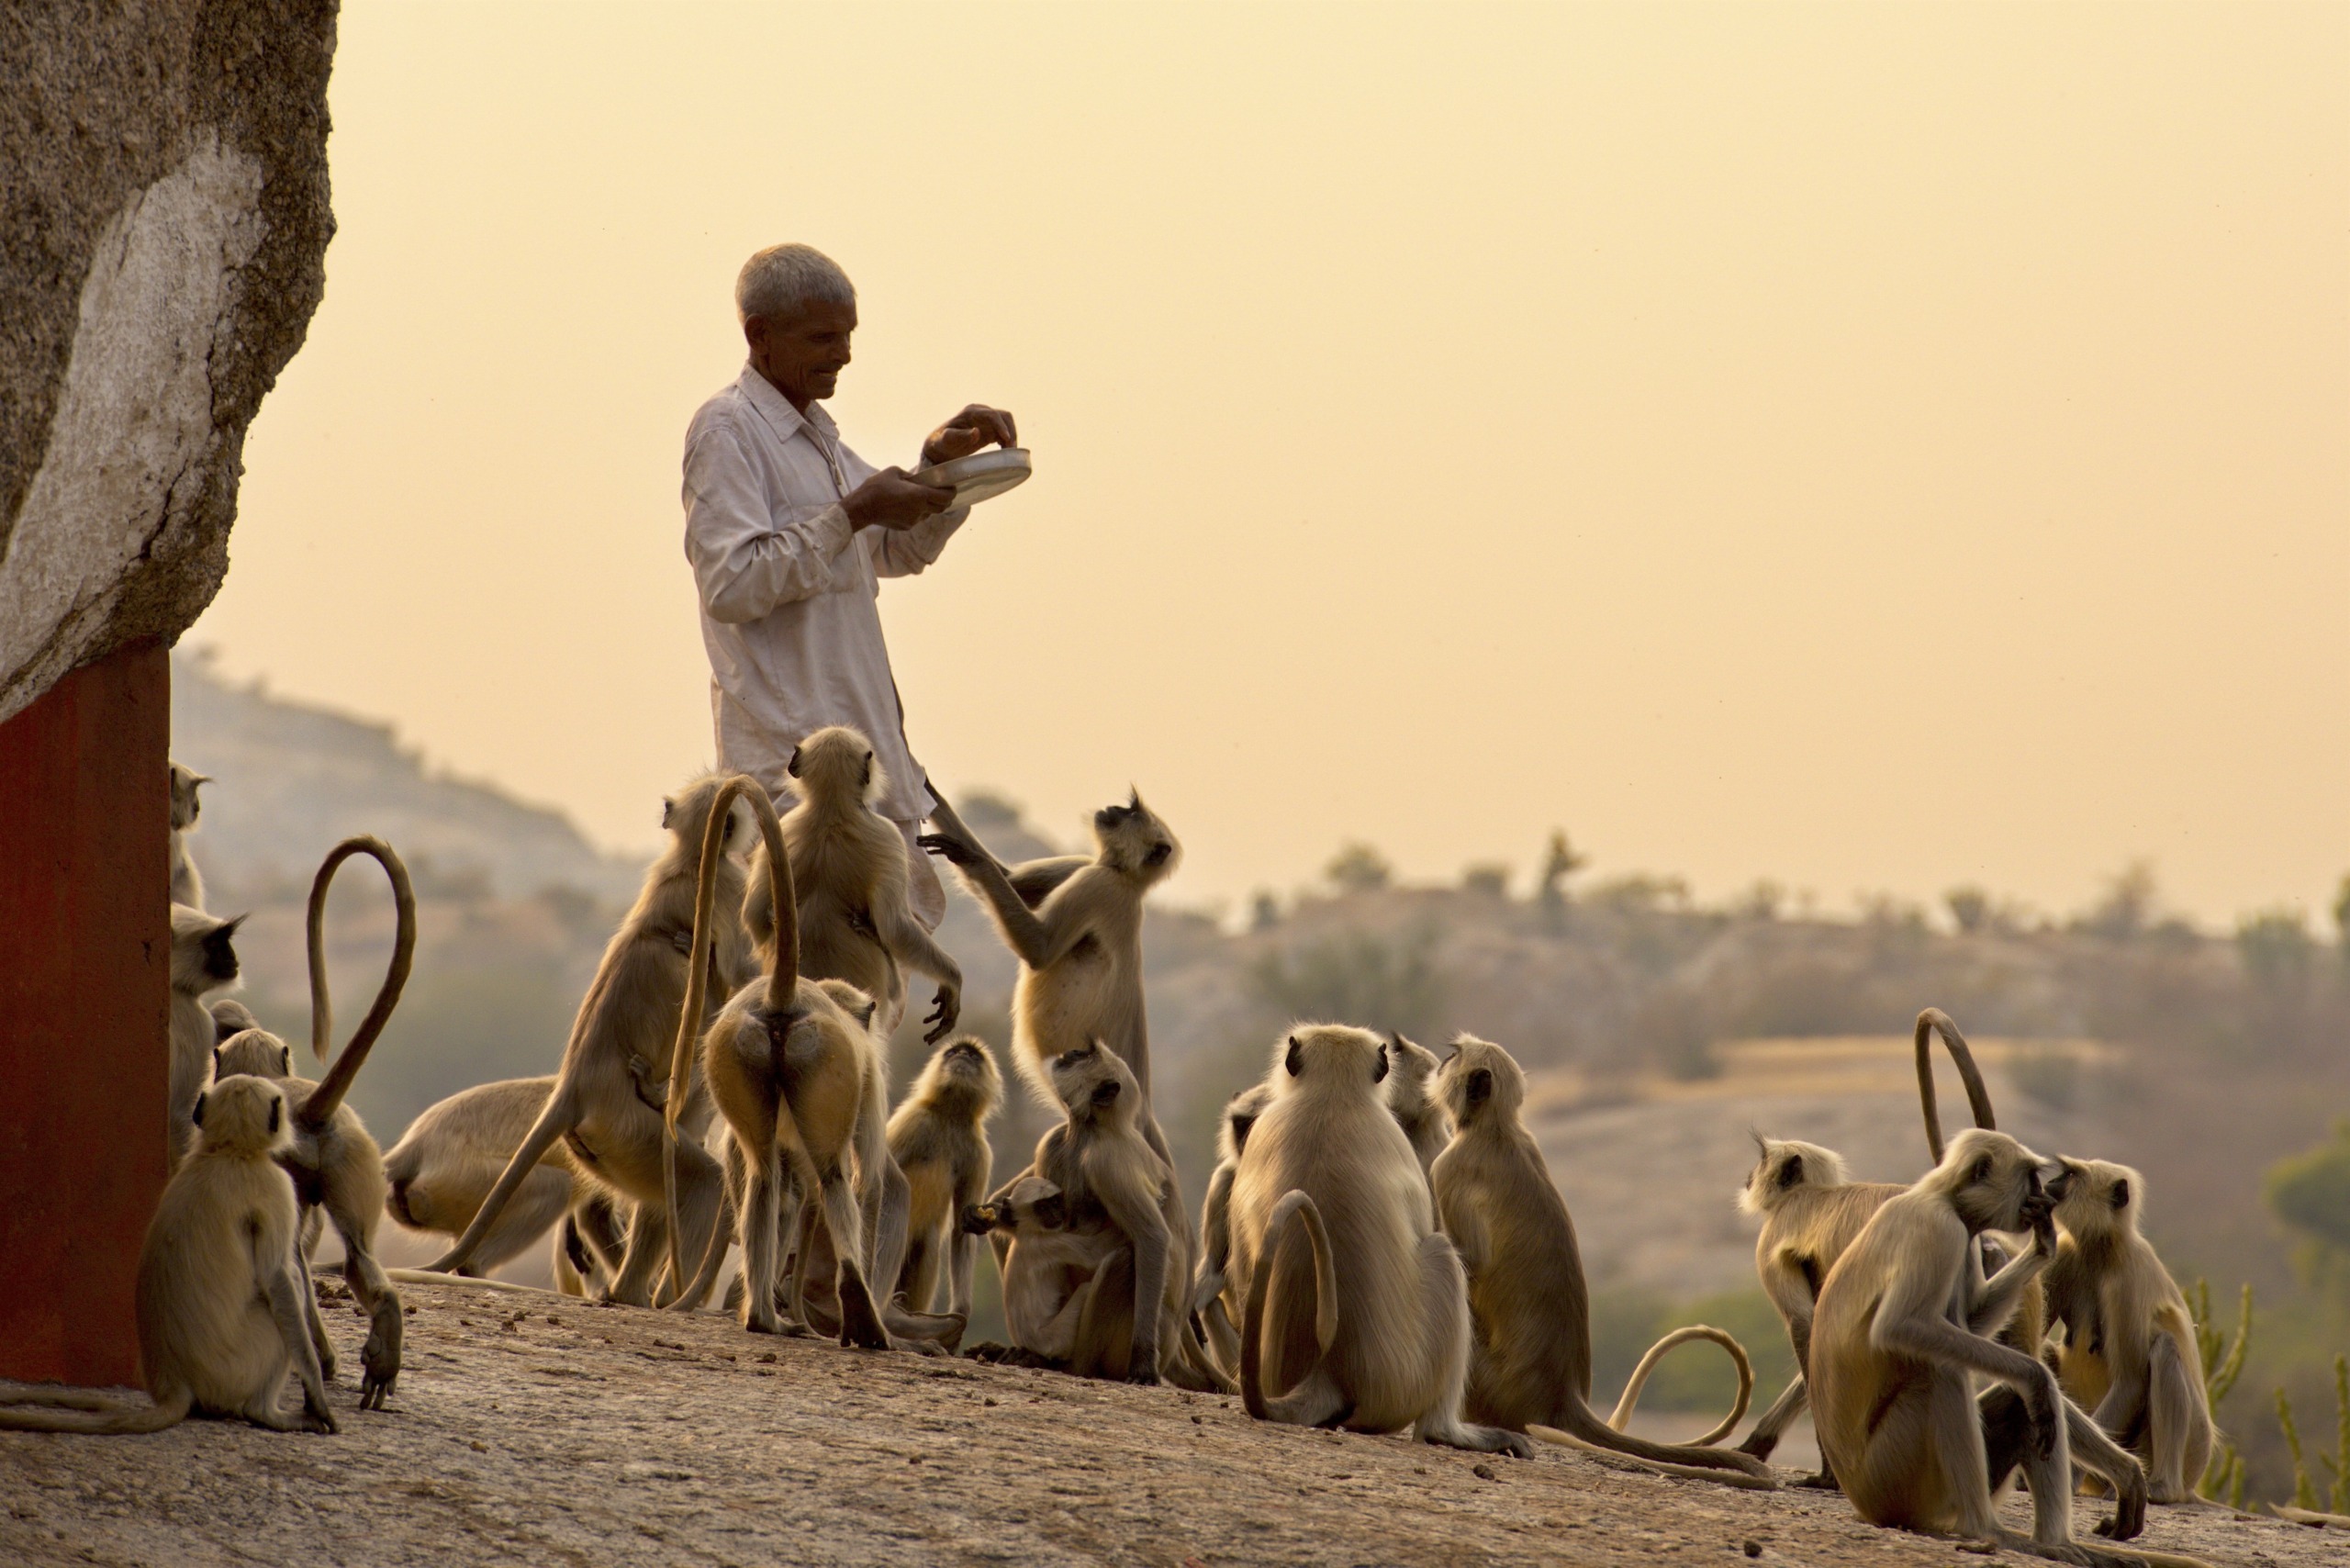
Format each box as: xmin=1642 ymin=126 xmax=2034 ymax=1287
xmin=2 ymin=1279 xmax=2337 ymax=1568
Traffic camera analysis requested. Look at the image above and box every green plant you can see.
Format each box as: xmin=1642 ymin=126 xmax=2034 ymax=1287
xmin=2278 ymin=1386 xmax=2316 ymax=1510
xmin=2331 ymin=1356 xmax=2350 ymax=1514
xmin=2192 ymin=1281 xmax=2252 ymax=1505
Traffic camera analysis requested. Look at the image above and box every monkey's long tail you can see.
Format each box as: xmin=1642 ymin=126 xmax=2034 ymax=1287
xmin=1605 ymin=1324 xmax=1754 ymax=1446
xmin=1528 ymin=1422 xmax=1783 ymax=1489
xmin=1914 ymin=1007 xmax=1997 ymax=1163
xmin=420 ymin=1086 xmax=578 ymax=1275
xmin=299 ymin=836 xmax=417 ymax=1130
xmin=0 ymin=1383 xmax=192 ymax=1434
xmin=1239 ymin=1189 xmax=1339 ymax=1424
xmin=1524 ymin=1331 xmax=1779 ymax=1487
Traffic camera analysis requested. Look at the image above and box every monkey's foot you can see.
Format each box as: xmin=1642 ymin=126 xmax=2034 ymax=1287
xmin=358 ymin=1314 xmax=402 ymax=1411
xmin=1794 ymin=1470 xmax=1841 ymax=1491
xmin=834 ymin=1280 xmax=893 ymax=1351
xmin=1989 ymin=1530 xmax=2151 ymax=1568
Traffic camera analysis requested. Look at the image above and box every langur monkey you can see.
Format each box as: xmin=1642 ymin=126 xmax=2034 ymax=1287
xmin=1430 ymin=1036 xmax=1771 ymax=1485
xmin=963 ymin=1174 xmax=1126 ymax=1368
xmin=920 ymin=790 xmax=1184 ymax=1174
xmin=1734 ymin=1137 xmax=1907 ymax=1474
xmin=383 ymin=1076 xmax=626 ymax=1294
xmin=169 ymin=904 xmax=246 ymax=1169
xmin=1383 ymin=1032 xmax=1451 ymax=1180
xmin=0 ymin=1077 xmax=334 ymax=1434
xmin=661 ymin=775 xmax=914 ymax=1349
xmin=885 ymin=1035 xmax=1002 ymax=1325
xmin=744 ymin=725 xmax=961 ymax=1043
xmin=209 ymin=834 xmax=417 ymax=1410
xmin=2045 ymin=1159 xmax=2217 ymax=1506
xmin=168 ymin=761 xmax=211 ymax=909
xmin=1808 ymin=1130 xmax=2188 ymax=1568
xmin=1191 ymin=1080 xmax=1274 ymax=1377
xmin=423 ymin=776 xmax=749 ymax=1305
xmin=1737 ymin=1007 xmax=2040 ymax=1473
xmin=210 ymin=998 xmax=262 ymax=1044
xmin=1230 ymin=1025 xmax=1532 ymax=1455
xmin=1019 ymin=1042 xmax=1225 ymax=1389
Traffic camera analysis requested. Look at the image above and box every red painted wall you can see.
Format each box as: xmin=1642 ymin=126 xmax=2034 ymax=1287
xmin=0 ymin=643 xmax=169 ymax=1388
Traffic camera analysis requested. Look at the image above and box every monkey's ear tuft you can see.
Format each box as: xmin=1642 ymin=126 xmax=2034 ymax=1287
xmin=787 ymin=745 xmax=804 ymax=778
xmin=661 ymin=797 xmax=676 ymax=829
xmin=861 ymin=750 xmax=874 ymax=789
xmin=1466 ymin=1068 xmax=1494 ymax=1106
xmin=2109 ymin=1179 xmax=2130 ymax=1211
xmin=1285 ymin=1036 xmax=1303 ymax=1077
xmin=1372 ymin=1042 xmax=1390 ymax=1083
xmin=268 ymin=1097 xmax=282 ymax=1134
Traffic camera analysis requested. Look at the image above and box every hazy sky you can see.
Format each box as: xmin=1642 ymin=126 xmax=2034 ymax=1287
xmin=189 ymin=2 xmax=2347 ymax=929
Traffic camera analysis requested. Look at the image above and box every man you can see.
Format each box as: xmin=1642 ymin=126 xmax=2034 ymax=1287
xmin=682 ymin=243 xmax=1014 ymax=928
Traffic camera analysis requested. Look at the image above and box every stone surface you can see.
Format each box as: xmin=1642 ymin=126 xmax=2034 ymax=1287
xmin=0 ymin=1 xmax=337 ymax=722
xmin=0 ymin=1277 xmax=2325 ymax=1568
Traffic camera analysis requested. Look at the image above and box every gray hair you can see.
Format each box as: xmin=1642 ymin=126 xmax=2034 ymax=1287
xmin=735 ymin=243 xmax=855 ymax=324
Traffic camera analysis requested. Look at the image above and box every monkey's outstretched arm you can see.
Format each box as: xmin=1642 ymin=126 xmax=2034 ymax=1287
xmin=919 ymin=822 xmax=1089 ymax=970
xmin=876 ymin=902 xmax=962 ymax=1042
xmin=1005 ymin=857 xmax=1090 ymax=907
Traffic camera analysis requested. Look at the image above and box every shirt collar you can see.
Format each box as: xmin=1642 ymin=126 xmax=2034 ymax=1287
xmin=736 ymin=363 xmax=840 ymax=445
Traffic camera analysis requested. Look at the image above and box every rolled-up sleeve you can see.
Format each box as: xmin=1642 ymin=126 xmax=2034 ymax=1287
xmin=684 ymin=420 xmax=856 ymax=623
xmin=867 ymin=507 xmax=968 ymax=578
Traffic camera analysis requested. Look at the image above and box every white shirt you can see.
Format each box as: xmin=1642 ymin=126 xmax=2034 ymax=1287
xmin=681 ymin=364 xmax=966 ymax=823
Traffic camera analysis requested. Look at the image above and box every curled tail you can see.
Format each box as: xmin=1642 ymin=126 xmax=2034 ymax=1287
xmin=299 ymin=836 xmax=417 ymax=1129
xmin=1605 ymin=1324 xmax=1755 ymax=1447
xmin=1239 ymin=1189 xmax=1339 ymax=1423
xmin=420 ymin=1085 xmax=576 ymax=1274
xmin=0 ymin=1383 xmax=193 ymax=1434
xmin=1914 ymin=1007 xmax=1996 ymax=1162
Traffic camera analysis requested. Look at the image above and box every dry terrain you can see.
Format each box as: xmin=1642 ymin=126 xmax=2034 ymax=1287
xmin=1 ymin=1279 xmax=2335 ymax=1568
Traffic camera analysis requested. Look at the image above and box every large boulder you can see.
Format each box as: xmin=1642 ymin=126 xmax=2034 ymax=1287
xmin=0 ymin=2 xmax=337 ymax=722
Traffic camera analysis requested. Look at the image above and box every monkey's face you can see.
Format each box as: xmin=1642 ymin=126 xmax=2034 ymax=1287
xmin=1049 ymin=1041 xmax=1136 ymax=1124
xmin=1092 ymin=791 xmax=1181 ymax=884
xmin=170 ymin=907 xmax=244 ymax=992
xmin=787 ymin=725 xmax=884 ymax=804
xmin=938 ymin=1036 xmax=1001 ymax=1092
xmin=1434 ymin=1035 xmax=1524 ymax=1126
xmin=1942 ymin=1129 xmax=2054 ymax=1236
xmin=1382 ymin=1034 xmax=1440 ymax=1107
xmin=2050 ymin=1156 xmax=2140 ymax=1240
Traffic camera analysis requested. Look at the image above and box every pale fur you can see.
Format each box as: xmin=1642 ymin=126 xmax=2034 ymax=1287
xmin=167 ymin=761 xmax=209 ymax=909
xmin=1231 ymin=1025 xmax=1530 ymax=1453
xmin=969 ymin=1174 xmax=1122 ymax=1361
xmin=383 ymin=1076 xmax=624 ymax=1294
xmin=1808 ymin=1129 xmax=2160 ymax=1564
xmin=0 ymin=1078 xmax=332 ymax=1434
xmin=885 ymin=1036 xmax=1002 ymax=1324
xmin=1191 ymin=1078 xmax=1276 ymax=1376
xmin=423 ymin=775 xmax=748 ymax=1307
xmin=1733 ymin=1137 xmax=1907 ymax=1469
xmin=1431 ymin=1036 xmax=1770 ymax=1483
xmin=2046 ymin=1159 xmax=2217 ymax=1505
xmin=1382 ymin=1032 xmax=1452 ymax=1180
xmin=168 ymin=904 xmax=243 ymax=1170
xmin=921 ymin=791 xmax=1181 ymax=1172
xmin=744 ymin=725 xmax=961 ymax=1042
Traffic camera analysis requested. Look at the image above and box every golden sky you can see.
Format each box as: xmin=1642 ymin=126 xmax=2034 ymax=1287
xmin=190 ymin=1 xmax=2348 ymax=928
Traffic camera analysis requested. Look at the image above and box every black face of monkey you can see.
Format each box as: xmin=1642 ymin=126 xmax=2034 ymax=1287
xmin=201 ymin=917 xmax=244 ymax=984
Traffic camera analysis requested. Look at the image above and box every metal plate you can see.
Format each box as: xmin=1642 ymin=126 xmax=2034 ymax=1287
xmin=911 ymin=447 xmax=1031 ymax=507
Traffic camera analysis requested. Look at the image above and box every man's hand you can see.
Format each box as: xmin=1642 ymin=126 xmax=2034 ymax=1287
xmin=921 ymin=405 xmax=1017 ymax=467
xmin=844 ymin=466 xmax=957 ymax=532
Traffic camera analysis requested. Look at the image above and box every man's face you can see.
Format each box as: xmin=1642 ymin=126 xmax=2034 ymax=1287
xmin=746 ymin=298 xmax=856 ymax=408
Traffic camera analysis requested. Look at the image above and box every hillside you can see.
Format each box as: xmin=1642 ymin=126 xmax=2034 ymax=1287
xmin=165 ymin=662 xmax=2350 ymax=1506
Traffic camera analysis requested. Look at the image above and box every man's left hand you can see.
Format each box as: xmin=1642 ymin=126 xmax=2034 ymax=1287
xmin=922 ymin=405 xmax=1018 ymax=466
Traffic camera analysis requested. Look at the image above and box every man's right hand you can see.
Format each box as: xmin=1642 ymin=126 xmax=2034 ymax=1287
xmin=844 ymin=467 xmax=956 ymax=532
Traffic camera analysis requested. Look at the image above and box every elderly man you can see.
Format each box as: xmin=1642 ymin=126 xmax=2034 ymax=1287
xmin=682 ymin=243 xmax=1014 ymax=928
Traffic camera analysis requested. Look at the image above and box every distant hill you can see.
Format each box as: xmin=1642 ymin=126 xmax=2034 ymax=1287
xmin=170 ymin=652 xmax=644 ymax=904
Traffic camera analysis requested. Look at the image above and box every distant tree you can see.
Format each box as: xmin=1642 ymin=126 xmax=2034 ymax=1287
xmin=1946 ymin=885 xmax=1992 ymax=935
xmin=1247 ymin=926 xmax=1447 ymax=1041
xmin=1733 ymin=880 xmax=1785 ymax=922
xmin=1325 ymin=841 xmax=1392 ymax=894
xmin=1537 ymin=830 xmax=1589 ymax=923
xmin=2237 ymin=909 xmax=2315 ymax=991
xmin=1588 ymin=873 xmax=1691 ymax=917
xmin=2333 ymin=874 xmax=2350 ymax=958
xmin=2266 ymin=1123 xmax=2350 ymax=1291
xmin=1461 ymin=863 xmax=1510 ymax=898
xmin=2076 ymin=860 xmax=2160 ymax=940
xmin=1248 ymin=890 xmax=1281 ymax=933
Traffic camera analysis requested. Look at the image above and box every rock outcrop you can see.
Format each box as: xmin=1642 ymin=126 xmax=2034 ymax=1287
xmin=0 ymin=1 xmax=338 ymax=722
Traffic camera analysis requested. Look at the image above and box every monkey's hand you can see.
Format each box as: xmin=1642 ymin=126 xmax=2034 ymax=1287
xmin=358 ymin=1309 xmax=402 ymax=1411
xmin=2092 ymin=1458 xmax=2148 ymax=1541
xmin=959 ymin=1203 xmax=1000 ymax=1237
xmin=299 ymin=1397 xmax=339 ymax=1436
xmin=923 ymin=981 xmax=961 ymax=1044
xmin=916 ymin=832 xmax=981 ymax=868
